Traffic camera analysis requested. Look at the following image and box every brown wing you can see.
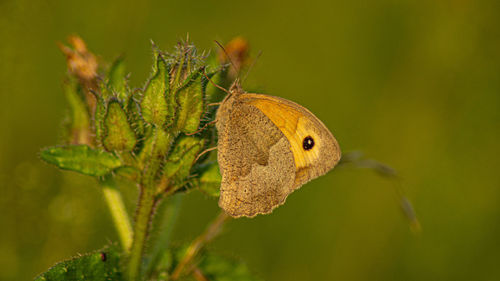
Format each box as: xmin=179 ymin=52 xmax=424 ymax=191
xmin=216 ymin=98 xmax=296 ymax=218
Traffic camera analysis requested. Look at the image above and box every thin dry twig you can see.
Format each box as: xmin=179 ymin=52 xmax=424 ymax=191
xmin=171 ymin=211 xmax=230 ymax=280
xmin=192 ymin=266 xmax=209 ymax=281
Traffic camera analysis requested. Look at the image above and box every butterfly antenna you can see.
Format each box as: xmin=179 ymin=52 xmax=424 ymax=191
xmin=214 ymin=40 xmax=238 ymax=74
xmin=242 ymin=49 xmax=262 ymax=84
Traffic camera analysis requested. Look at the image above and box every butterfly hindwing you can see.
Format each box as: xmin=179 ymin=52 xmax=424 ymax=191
xmin=216 ymin=98 xmax=295 ymax=217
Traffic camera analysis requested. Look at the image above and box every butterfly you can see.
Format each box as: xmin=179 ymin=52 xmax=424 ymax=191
xmin=215 ymin=81 xmax=341 ymax=217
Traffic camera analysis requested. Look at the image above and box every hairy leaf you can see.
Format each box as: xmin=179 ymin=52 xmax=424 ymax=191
xmin=163 ymin=136 xmax=204 ymax=186
xmin=34 ymin=245 xmax=123 ymax=281
xmin=93 ymin=93 xmax=107 ymax=148
xmin=40 ymin=145 xmax=122 ymax=176
xmin=107 ymin=57 xmax=128 ymax=101
xmin=175 ymin=68 xmax=205 ymax=133
xmin=141 ymin=53 xmax=171 ymax=126
xmin=103 ymin=100 xmax=136 ymax=152
xmin=126 ymin=91 xmax=146 ymax=144
xmin=138 ymin=127 xmax=173 ymax=165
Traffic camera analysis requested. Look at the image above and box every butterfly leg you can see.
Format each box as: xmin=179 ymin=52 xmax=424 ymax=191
xmin=185 ymin=120 xmax=218 ymax=136
xmin=194 ymin=146 xmax=217 ymax=163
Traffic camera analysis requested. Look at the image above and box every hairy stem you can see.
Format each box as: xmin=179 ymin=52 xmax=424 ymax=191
xmin=127 ymin=183 xmax=157 ymax=281
xmin=101 ymin=177 xmax=133 ymax=251
xmin=127 ymin=127 xmax=168 ymax=280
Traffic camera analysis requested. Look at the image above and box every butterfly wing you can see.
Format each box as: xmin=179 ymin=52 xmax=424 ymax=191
xmin=240 ymin=93 xmax=341 ymax=188
xmin=216 ymin=98 xmax=296 ymax=217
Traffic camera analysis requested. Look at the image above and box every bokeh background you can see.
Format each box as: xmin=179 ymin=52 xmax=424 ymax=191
xmin=1 ymin=0 xmax=500 ymax=280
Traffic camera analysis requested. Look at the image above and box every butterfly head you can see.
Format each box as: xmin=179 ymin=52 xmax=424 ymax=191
xmin=229 ymin=79 xmax=244 ymax=96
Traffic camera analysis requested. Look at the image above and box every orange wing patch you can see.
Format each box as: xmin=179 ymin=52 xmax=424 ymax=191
xmin=244 ymin=94 xmax=322 ymax=171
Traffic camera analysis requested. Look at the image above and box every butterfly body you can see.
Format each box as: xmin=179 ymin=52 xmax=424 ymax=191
xmin=216 ymin=82 xmax=341 ymax=218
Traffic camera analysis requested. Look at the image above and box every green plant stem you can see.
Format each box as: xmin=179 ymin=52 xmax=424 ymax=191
xmin=101 ymin=178 xmax=133 ymax=252
xmin=128 ymin=127 xmax=167 ymax=281
xmin=127 ymin=183 xmax=157 ymax=281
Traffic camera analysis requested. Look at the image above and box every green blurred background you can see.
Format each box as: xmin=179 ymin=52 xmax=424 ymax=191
xmin=1 ymin=0 xmax=500 ymax=280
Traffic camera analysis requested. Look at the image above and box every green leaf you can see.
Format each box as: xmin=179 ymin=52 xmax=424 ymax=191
xmin=114 ymin=166 xmax=140 ymax=182
xmin=103 ymin=100 xmax=136 ymax=152
xmin=40 ymin=145 xmax=122 ymax=176
xmin=163 ymin=136 xmax=204 ymax=186
xmin=196 ymin=162 xmax=221 ymax=197
xmin=137 ymin=127 xmax=173 ymax=168
xmin=63 ymin=78 xmax=92 ymax=145
xmin=137 ymin=127 xmax=174 ymax=173
xmin=34 ymin=245 xmax=123 ymax=281
xmin=175 ymin=68 xmax=205 ymax=133
xmin=93 ymin=92 xmax=107 ymax=148
xmin=141 ymin=52 xmax=172 ymax=126
xmin=198 ymin=253 xmax=262 ymax=281
xmin=107 ymin=56 xmax=128 ymax=101
xmin=126 ymin=92 xmax=146 ymax=144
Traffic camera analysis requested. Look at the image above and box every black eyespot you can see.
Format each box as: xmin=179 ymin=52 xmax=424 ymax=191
xmin=302 ymin=136 xmax=315 ymax=151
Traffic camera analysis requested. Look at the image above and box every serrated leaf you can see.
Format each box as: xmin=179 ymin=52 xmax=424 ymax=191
xmin=107 ymin=57 xmax=128 ymax=101
xmin=40 ymin=145 xmax=122 ymax=176
xmin=196 ymin=162 xmax=221 ymax=197
xmin=103 ymin=100 xmax=136 ymax=152
xmin=34 ymin=244 xmax=123 ymax=281
xmin=63 ymin=78 xmax=92 ymax=145
xmin=141 ymin=52 xmax=172 ymax=126
xmin=175 ymin=69 xmax=205 ymax=133
xmin=163 ymin=136 xmax=204 ymax=185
